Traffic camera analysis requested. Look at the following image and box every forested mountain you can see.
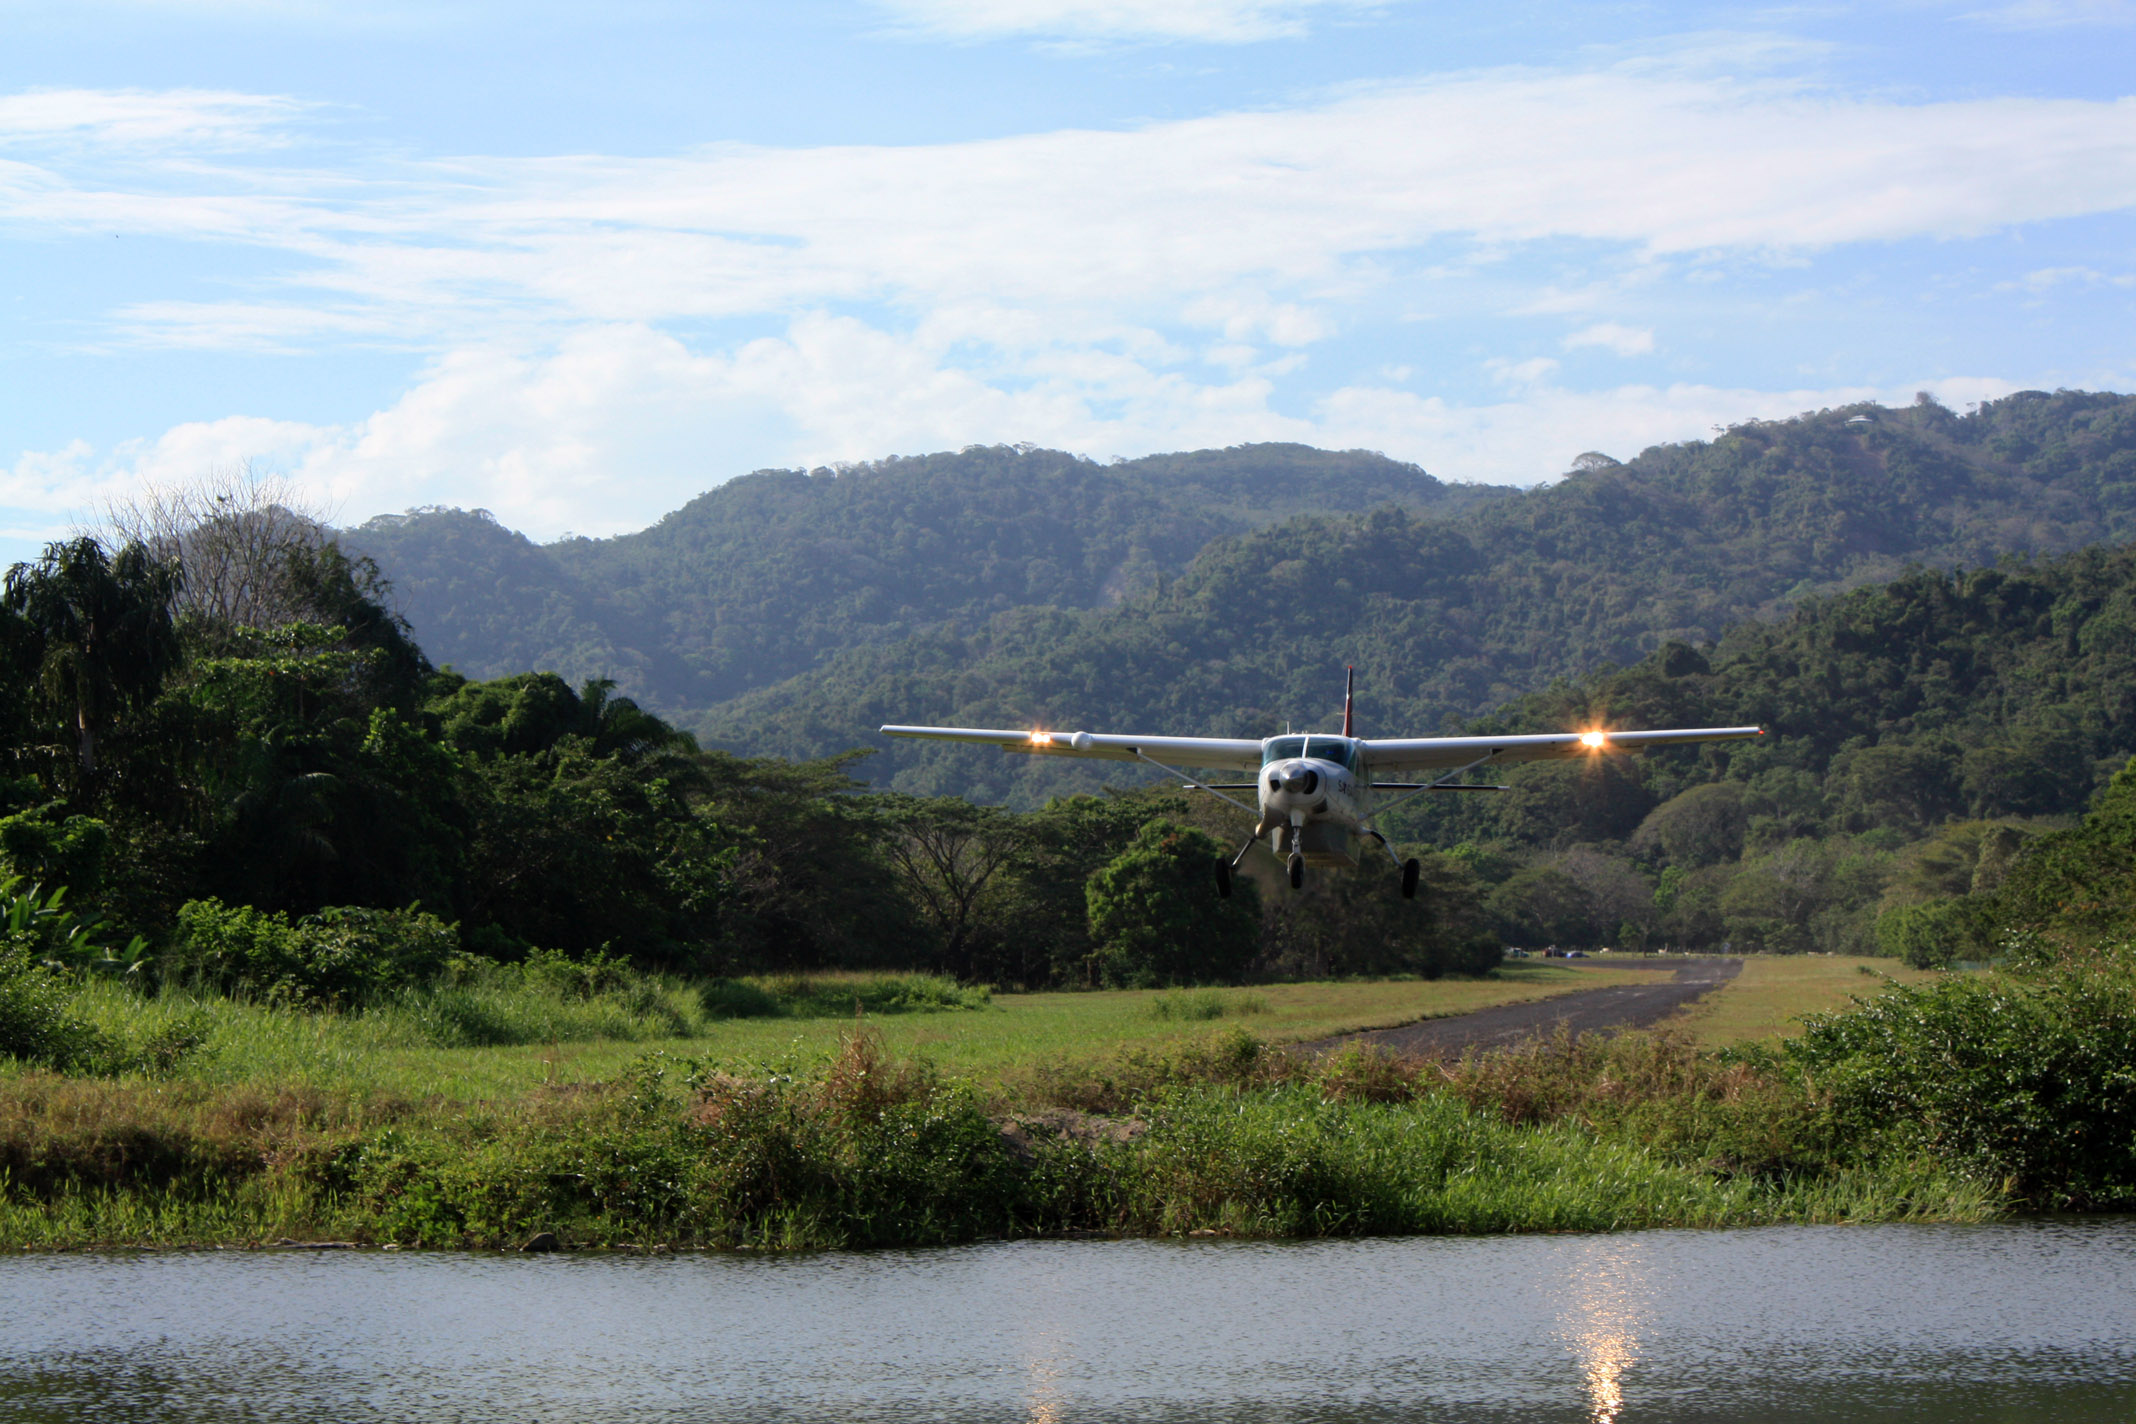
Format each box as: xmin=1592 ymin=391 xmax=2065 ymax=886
xmin=709 ymin=390 xmax=2136 ymax=802
xmin=345 ymin=443 xmax=1500 ymax=714
xmin=1367 ymin=542 xmax=2136 ymax=957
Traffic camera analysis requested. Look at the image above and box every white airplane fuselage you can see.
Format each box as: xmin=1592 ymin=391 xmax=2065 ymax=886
xmin=1255 ymin=735 xmax=1369 ymax=866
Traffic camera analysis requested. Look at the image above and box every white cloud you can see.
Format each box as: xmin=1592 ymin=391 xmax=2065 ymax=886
xmin=2004 ymin=265 xmax=2136 ymax=292
xmin=1960 ymin=0 xmax=2136 ymax=29
xmin=3 ymin=65 xmax=2131 ymax=549
xmin=0 ymin=87 xmax=309 ymax=150
xmin=1563 ymin=322 xmax=1655 ymax=356
xmin=1486 ymin=356 xmax=1560 ymax=387
xmin=1313 ymin=374 xmax=2024 ymax=487
xmin=6 ymin=306 xmax=2033 ymax=555
xmin=7 ymin=68 xmax=2135 ymax=355
xmin=870 ymin=0 xmax=1385 ymax=44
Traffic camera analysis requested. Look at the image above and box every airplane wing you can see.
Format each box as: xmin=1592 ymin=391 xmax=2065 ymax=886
xmin=1363 ymin=726 xmax=1763 ymax=775
xmin=880 ymin=725 xmax=1265 ymax=770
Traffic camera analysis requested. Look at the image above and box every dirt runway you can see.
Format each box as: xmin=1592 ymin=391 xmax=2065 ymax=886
xmin=1297 ymin=957 xmax=1742 ymax=1059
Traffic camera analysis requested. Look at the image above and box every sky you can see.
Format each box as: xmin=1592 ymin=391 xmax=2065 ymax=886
xmin=1 ymin=1 xmax=2133 ymax=560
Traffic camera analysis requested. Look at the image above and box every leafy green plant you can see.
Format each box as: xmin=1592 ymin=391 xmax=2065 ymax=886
xmin=169 ymin=899 xmax=456 ymax=1005
xmin=1786 ymin=967 xmax=2136 ymax=1208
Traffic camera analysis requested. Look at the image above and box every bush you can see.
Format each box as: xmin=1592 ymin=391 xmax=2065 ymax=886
xmin=698 ymin=973 xmax=990 ymax=1020
xmin=170 ymin=899 xmax=456 ymax=1004
xmin=1786 ymin=967 xmax=2136 ymax=1208
xmin=1874 ymin=897 xmax=1995 ymax=968
xmin=699 ymin=977 xmax=784 ymax=1019
xmin=1147 ymin=989 xmax=1266 ymax=1021
xmin=0 ymin=951 xmax=110 ymax=1071
xmin=1086 ymin=820 xmax=1259 ymax=987
xmin=0 ymin=809 xmax=109 ymax=898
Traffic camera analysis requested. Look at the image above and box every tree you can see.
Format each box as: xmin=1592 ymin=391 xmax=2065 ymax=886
xmin=3 ymin=538 xmax=181 ymax=778
xmin=873 ymin=795 xmax=1027 ymax=982
xmin=1085 ymin=819 xmax=1258 ymax=986
xmin=101 ymin=462 xmax=329 ymax=632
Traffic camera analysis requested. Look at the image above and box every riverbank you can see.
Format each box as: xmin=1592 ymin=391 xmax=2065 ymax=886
xmin=5 ymin=958 xmax=2120 ymax=1251
xmin=0 ymin=1023 xmax=1995 ymax=1251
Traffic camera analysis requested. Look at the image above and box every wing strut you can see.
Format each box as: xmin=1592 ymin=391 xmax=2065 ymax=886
xmin=1134 ymin=749 xmax=1260 ymax=818
xmin=1367 ymin=749 xmax=1503 ymax=821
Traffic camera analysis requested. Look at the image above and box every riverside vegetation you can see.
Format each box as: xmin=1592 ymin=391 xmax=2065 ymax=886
xmin=5 ymin=395 xmax=2136 ymax=1248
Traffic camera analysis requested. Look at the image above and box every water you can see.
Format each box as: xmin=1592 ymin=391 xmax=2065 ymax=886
xmin=3 ymin=1223 xmax=2134 ymax=1422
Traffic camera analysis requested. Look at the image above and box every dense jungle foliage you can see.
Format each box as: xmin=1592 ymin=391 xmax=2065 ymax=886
xmin=0 ymin=522 xmax=1497 ymax=1074
xmin=1383 ymin=539 xmax=2136 ymax=959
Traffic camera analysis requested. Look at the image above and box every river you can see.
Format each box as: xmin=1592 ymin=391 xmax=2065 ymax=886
xmin=3 ymin=1222 xmax=2132 ymax=1422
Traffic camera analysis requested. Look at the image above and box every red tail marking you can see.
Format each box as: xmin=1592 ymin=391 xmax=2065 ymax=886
xmin=1342 ymin=666 xmax=1355 ymax=738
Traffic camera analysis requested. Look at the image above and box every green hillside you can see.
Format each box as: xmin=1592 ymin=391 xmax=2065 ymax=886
xmin=1375 ymin=541 xmax=2136 ymax=955
xmin=345 ymin=443 xmax=1500 ymax=713
xmin=711 ymin=390 xmax=2136 ymax=802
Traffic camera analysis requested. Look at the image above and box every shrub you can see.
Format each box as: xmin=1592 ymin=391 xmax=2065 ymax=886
xmin=1786 ymin=967 xmax=2136 ymax=1207
xmin=0 ymin=951 xmax=110 ymax=1071
xmin=0 ymin=809 xmax=109 ymax=898
xmin=700 ymin=973 xmax=990 ymax=1020
xmin=699 ymin=977 xmax=784 ymax=1019
xmin=1874 ymin=897 xmax=1995 ymax=968
xmin=1148 ymin=989 xmax=1266 ymax=1021
xmin=170 ymin=899 xmax=456 ymax=1004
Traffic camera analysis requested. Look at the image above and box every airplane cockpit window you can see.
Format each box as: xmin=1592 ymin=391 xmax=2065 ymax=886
xmin=1263 ymin=736 xmax=1356 ymax=770
xmin=1303 ymin=737 xmax=1358 ymax=770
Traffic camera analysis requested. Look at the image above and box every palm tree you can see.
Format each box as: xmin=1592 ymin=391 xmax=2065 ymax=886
xmin=2 ymin=537 xmax=182 ymax=777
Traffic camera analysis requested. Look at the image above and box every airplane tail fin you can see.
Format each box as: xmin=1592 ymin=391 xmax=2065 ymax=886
xmin=1342 ymin=666 xmax=1355 ymax=738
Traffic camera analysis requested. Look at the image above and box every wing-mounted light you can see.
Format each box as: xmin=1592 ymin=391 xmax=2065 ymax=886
xmin=1028 ymin=731 xmax=1055 ymax=748
xmin=1579 ymin=730 xmax=1608 ymax=751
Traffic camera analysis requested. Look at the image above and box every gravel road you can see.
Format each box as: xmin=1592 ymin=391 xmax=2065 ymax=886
xmin=1297 ymin=957 xmax=1742 ymax=1059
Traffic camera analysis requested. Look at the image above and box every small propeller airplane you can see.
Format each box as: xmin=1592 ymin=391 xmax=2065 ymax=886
xmin=883 ymin=671 xmax=1761 ymax=900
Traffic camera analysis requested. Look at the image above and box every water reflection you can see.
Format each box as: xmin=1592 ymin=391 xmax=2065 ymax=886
xmin=1553 ymin=1238 xmax=1652 ymax=1423
xmin=1 ymin=1224 xmax=2133 ymax=1422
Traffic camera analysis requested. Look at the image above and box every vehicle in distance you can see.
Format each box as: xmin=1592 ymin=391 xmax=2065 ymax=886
xmin=883 ymin=670 xmax=1761 ymax=899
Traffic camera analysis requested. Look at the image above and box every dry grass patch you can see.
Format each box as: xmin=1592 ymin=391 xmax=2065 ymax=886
xmin=1667 ymin=955 xmax=1941 ymax=1048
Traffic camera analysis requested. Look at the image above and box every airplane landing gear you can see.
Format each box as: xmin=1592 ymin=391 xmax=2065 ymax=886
xmin=1287 ymin=852 xmax=1305 ymax=890
xmin=1215 ymin=858 xmax=1234 ymax=899
xmin=1400 ymin=858 xmax=1421 ymax=900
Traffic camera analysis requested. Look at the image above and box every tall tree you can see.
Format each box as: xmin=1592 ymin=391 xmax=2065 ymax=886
xmin=2 ymin=538 xmax=182 ymax=779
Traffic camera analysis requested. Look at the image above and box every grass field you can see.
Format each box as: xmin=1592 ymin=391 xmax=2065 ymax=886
xmin=1665 ymin=955 xmax=1942 ymax=1048
xmin=40 ymin=962 xmax=1655 ymax=1100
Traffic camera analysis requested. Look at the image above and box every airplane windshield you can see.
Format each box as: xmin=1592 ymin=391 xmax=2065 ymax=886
xmin=1262 ymin=736 xmax=1356 ymax=770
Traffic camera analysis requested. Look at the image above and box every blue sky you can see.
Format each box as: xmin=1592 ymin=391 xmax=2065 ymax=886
xmin=2 ymin=0 xmax=2133 ymax=560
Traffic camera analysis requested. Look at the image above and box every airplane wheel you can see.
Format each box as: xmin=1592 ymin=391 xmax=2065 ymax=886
xmin=1287 ymin=853 xmax=1305 ymax=891
xmin=1215 ymin=858 xmax=1233 ymax=899
xmin=1400 ymin=858 xmax=1421 ymax=901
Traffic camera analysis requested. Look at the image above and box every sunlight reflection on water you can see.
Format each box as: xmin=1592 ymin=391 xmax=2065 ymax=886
xmin=1555 ymin=1237 xmax=1652 ymax=1423
xmin=1 ymin=1223 xmax=2133 ymax=1422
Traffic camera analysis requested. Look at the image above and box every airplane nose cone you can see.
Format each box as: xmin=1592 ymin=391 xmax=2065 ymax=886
xmin=1282 ymin=768 xmax=1319 ymax=796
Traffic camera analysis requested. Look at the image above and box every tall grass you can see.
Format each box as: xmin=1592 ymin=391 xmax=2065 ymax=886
xmin=1146 ymin=989 xmax=1267 ymax=1021
xmin=699 ymin=972 xmax=990 ymax=1020
xmin=0 ymin=1019 xmax=2004 ymax=1251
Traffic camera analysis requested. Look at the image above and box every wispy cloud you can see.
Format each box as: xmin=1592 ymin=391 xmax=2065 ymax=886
xmin=1959 ymin=0 xmax=2136 ymax=29
xmin=0 ymin=87 xmax=312 ymax=150
xmin=7 ymin=69 xmax=2133 ymax=355
xmin=870 ymin=0 xmax=1388 ymax=44
xmin=1563 ymin=322 xmax=1655 ymax=356
xmin=2 ymin=60 xmax=2129 ymax=545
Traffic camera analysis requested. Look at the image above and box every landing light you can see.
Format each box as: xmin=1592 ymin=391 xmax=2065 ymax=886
xmin=1030 ymin=731 xmax=1054 ymax=747
xmin=1580 ymin=730 xmax=1607 ymax=750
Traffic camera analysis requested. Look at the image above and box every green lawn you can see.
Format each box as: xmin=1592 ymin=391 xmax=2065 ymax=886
xmin=55 ymin=963 xmax=1651 ymax=1100
xmin=1665 ymin=955 xmax=1942 ymax=1048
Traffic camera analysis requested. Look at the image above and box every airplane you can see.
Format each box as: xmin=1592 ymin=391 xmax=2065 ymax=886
xmin=882 ymin=670 xmax=1762 ymax=900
